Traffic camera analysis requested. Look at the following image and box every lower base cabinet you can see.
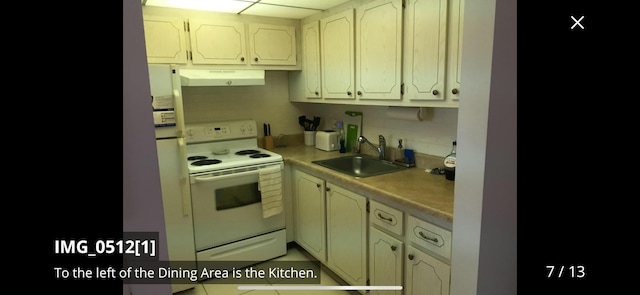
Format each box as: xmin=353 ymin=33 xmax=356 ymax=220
xmin=369 ymin=227 xmax=403 ymax=295
xmin=405 ymin=245 xmax=451 ymax=295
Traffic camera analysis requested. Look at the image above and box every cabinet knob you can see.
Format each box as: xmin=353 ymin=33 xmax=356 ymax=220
xmin=240 ymin=57 xmax=245 ymax=62
xmin=408 ymin=254 xmax=414 ymax=260
xmin=226 ymin=80 xmax=232 ymax=85
xmin=254 ymin=57 xmax=259 ymax=62
xmin=357 ymin=91 xmax=362 ymax=96
xmin=432 ymin=90 xmax=439 ymax=95
xmin=391 ymin=245 xmax=397 ymax=251
xmin=316 ymin=183 xmax=321 ymax=188
xmin=452 ymin=88 xmax=459 ymax=94
xmin=315 ymin=91 xmax=319 ymax=96
xmin=347 ymin=91 xmax=352 ymax=96
xmin=326 ymin=187 xmax=331 ymax=192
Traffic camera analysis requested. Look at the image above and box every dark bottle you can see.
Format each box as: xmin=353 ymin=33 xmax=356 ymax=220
xmin=338 ymin=121 xmax=346 ymax=153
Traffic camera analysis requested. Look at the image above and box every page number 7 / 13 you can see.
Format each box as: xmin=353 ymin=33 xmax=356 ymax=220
xmin=546 ymin=265 xmax=586 ymax=278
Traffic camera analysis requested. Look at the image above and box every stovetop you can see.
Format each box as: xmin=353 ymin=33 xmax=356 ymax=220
xmin=184 ymin=120 xmax=283 ymax=174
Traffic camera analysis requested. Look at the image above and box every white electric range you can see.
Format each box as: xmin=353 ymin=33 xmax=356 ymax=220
xmin=184 ymin=119 xmax=286 ymax=273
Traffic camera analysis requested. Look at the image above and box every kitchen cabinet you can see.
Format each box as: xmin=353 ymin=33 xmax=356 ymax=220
xmin=446 ymin=0 xmax=464 ymax=101
xmin=320 ymin=9 xmax=355 ymax=100
xmin=292 ymin=169 xmax=327 ymax=263
xmin=302 ymin=21 xmax=322 ymax=99
xmin=142 ymin=15 xmax=189 ymax=64
xmin=143 ymin=10 xmax=298 ymax=69
xmin=188 ymin=19 xmax=248 ymax=65
xmin=326 ymin=182 xmax=368 ymax=288
xmin=405 ymin=245 xmax=451 ymax=295
xmin=355 ymin=0 xmax=403 ymax=100
xmin=292 ymin=167 xmax=368 ymax=289
xmin=370 ymin=227 xmax=403 ymax=295
xmin=248 ymin=23 xmax=297 ymax=66
xmin=402 ymin=0 xmax=448 ymax=101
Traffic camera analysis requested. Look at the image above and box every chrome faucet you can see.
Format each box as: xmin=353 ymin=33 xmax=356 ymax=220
xmin=358 ymin=135 xmax=386 ymax=160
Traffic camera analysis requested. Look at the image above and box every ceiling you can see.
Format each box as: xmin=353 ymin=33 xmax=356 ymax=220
xmin=141 ymin=0 xmax=352 ymax=19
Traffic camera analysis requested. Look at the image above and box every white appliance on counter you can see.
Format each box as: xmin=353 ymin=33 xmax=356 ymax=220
xmin=149 ymin=64 xmax=196 ymax=293
xmin=184 ymin=119 xmax=287 ymax=274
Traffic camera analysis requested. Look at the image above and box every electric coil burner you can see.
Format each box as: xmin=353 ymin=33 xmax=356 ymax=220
xmin=183 ymin=119 xmax=286 ymax=273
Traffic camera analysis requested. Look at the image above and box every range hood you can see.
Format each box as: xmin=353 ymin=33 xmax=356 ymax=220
xmin=179 ymin=69 xmax=265 ymax=86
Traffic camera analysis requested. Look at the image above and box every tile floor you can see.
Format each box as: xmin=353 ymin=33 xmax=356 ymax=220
xmin=177 ymin=243 xmax=358 ymax=295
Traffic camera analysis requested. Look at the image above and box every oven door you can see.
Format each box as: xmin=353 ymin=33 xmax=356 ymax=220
xmin=189 ymin=163 xmax=285 ymax=251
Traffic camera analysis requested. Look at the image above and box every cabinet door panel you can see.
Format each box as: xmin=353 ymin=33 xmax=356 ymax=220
xmin=321 ymin=9 xmax=355 ymax=100
xmin=356 ymin=0 xmax=403 ymax=100
xmin=405 ymin=246 xmax=450 ymax=295
xmin=189 ymin=19 xmax=248 ymax=65
xmin=403 ymin=0 xmax=448 ymax=100
xmin=249 ymin=23 xmax=297 ymax=65
xmin=143 ymin=15 xmax=189 ymax=64
xmin=302 ymin=21 xmax=322 ymax=99
xmin=293 ymin=170 xmax=326 ymax=262
xmin=370 ymin=227 xmax=403 ymax=295
xmin=326 ymin=183 xmax=367 ymax=286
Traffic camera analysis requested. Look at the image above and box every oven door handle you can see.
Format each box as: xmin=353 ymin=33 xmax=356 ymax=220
xmin=191 ymin=169 xmax=260 ymax=183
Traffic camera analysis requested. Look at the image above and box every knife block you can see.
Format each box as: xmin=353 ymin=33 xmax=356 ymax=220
xmin=264 ymin=135 xmax=274 ymax=150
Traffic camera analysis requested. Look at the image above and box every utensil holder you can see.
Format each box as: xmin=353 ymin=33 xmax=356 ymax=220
xmin=304 ymin=131 xmax=316 ymax=146
xmin=264 ymin=135 xmax=274 ymax=150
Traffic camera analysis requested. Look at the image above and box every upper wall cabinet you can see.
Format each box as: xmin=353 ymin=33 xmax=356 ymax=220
xmin=356 ymin=0 xmax=403 ymax=100
xmin=143 ymin=15 xmax=189 ymax=64
xmin=403 ymin=0 xmax=448 ymax=101
xmin=320 ymin=9 xmax=355 ymax=100
xmin=302 ymin=21 xmax=322 ymax=99
xmin=143 ymin=13 xmax=298 ymax=69
xmin=248 ymin=23 xmax=297 ymax=66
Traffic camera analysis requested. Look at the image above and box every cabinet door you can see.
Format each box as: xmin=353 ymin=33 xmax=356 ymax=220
xmin=403 ymin=0 xmax=448 ymax=101
xmin=321 ymin=9 xmax=355 ymax=100
xmin=356 ymin=0 xmax=403 ymax=100
xmin=326 ymin=183 xmax=367 ymax=287
xmin=446 ymin=0 xmax=464 ymax=101
xmin=189 ymin=19 xmax=248 ymax=65
xmin=293 ymin=169 xmax=326 ymax=263
xmin=405 ymin=245 xmax=450 ymax=295
xmin=249 ymin=23 xmax=297 ymax=65
xmin=302 ymin=21 xmax=322 ymax=99
xmin=143 ymin=15 xmax=189 ymax=64
xmin=370 ymin=227 xmax=403 ymax=295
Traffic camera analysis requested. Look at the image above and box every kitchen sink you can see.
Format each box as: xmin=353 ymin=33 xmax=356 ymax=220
xmin=312 ymin=155 xmax=407 ymax=178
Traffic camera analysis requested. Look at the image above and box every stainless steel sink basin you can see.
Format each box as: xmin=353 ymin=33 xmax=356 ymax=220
xmin=312 ymin=155 xmax=407 ymax=178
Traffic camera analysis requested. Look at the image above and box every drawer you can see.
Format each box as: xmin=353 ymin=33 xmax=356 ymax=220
xmin=407 ymin=215 xmax=452 ymax=260
xmin=370 ymin=200 xmax=403 ymax=236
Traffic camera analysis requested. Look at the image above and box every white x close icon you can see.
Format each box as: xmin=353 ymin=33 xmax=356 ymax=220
xmin=571 ymin=15 xmax=585 ymax=30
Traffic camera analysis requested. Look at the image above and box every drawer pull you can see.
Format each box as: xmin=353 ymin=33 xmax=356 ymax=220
xmin=377 ymin=213 xmax=393 ymax=223
xmin=419 ymin=231 xmax=439 ymax=243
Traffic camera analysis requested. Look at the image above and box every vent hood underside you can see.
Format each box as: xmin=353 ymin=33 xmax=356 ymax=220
xmin=179 ymin=69 xmax=265 ymax=86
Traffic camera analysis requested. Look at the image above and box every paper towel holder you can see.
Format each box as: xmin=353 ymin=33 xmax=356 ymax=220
xmin=386 ymin=106 xmax=428 ymax=121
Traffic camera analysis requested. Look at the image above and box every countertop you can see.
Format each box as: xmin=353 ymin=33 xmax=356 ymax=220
xmin=272 ymin=144 xmax=455 ymax=224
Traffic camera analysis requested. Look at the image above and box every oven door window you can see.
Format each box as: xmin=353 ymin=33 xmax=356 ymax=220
xmin=216 ymin=183 xmax=260 ymax=210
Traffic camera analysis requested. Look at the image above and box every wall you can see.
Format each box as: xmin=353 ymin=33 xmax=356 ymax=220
xmin=181 ymin=71 xmax=458 ymax=158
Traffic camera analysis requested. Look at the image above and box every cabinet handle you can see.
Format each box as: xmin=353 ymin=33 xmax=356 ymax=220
xmin=315 ymin=91 xmax=319 ymax=96
xmin=347 ymin=91 xmax=352 ymax=96
xmin=432 ymin=90 xmax=439 ymax=95
xmin=452 ymin=88 xmax=459 ymax=94
xmin=254 ymin=57 xmax=259 ymax=62
xmin=408 ymin=254 xmax=414 ymax=260
xmin=357 ymin=91 xmax=362 ymax=96
xmin=377 ymin=213 xmax=393 ymax=223
xmin=316 ymin=183 xmax=321 ymax=188
xmin=390 ymin=245 xmax=397 ymax=251
xmin=419 ymin=231 xmax=439 ymax=243
xmin=240 ymin=57 xmax=245 ymax=62
xmin=326 ymin=187 xmax=331 ymax=192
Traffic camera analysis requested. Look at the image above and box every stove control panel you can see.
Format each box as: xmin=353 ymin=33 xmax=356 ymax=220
xmin=185 ymin=119 xmax=258 ymax=143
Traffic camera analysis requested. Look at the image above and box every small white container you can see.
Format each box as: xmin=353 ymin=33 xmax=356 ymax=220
xmin=304 ymin=131 xmax=316 ymax=146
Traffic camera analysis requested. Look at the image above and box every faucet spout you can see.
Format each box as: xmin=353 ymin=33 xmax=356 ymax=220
xmin=358 ymin=135 xmax=386 ymax=160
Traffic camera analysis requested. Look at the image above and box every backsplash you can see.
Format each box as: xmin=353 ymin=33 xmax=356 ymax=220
xmin=180 ymin=71 xmax=458 ymax=158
